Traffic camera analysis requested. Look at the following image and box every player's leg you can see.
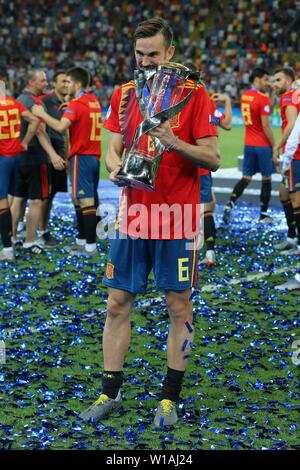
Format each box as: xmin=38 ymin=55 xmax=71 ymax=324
xmin=275 ymin=161 xmax=299 ymax=251
xmin=222 ymin=145 xmax=253 ymax=223
xmin=25 ymin=199 xmax=44 ymax=244
xmin=285 ymin=161 xmax=300 ymax=255
xmin=200 ymin=174 xmax=216 ymax=266
xmin=103 ymin=287 xmax=135 ymax=377
xmin=153 ymin=237 xmax=198 ymax=426
xmin=259 ymin=176 xmax=272 ymax=223
xmin=0 ymin=155 xmax=21 ymax=261
xmin=10 ymin=158 xmax=27 ymax=243
xmin=71 ymin=155 xmax=99 ymax=256
xmin=257 ymin=146 xmax=273 ymax=223
xmin=22 ymin=163 xmax=50 ymax=253
xmin=79 ymin=287 xmax=135 ymax=423
xmin=79 ymin=234 xmax=150 ymax=422
xmin=38 ymin=154 xmax=67 ymax=246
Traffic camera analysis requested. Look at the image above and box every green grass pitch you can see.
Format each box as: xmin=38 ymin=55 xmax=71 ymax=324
xmin=0 ymin=125 xmax=299 ymax=451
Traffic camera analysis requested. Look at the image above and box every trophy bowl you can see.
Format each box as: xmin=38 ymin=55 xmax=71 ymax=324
xmin=116 ymin=62 xmax=200 ymax=191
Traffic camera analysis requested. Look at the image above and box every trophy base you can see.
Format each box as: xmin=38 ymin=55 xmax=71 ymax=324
xmin=117 ymin=155 xmax=158 ymax=191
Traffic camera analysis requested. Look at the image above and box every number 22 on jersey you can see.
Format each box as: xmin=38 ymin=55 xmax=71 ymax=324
xmin=0 ymin=109 xmax=21 ymax=139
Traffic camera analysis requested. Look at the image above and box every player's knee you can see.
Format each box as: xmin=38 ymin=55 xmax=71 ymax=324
xmin=243 ymin=176 xmax=252 ymax=183
xmin=29 ymin=199 xmax=43 ymax=208
xmin=166 ymin=294 xmax=191 ymax=322
xmin=106 ymin=295 xmax=133 ymax=320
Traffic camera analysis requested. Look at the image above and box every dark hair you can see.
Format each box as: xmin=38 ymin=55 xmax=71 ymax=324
xmin=66 ymin=67 xmax=90 ymax=88
xmin=273 ymin=67 xmax=295 ymax=82
xmin=249 ymin=67 xmax=269 ymax=84
xmin=53 ymin=70 xmax=66 ymax=82
xmin=134 ymin=17 xmax=173 ymax=49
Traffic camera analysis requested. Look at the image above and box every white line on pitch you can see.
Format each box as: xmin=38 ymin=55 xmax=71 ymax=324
xmin=200 ymin=262 xmax=300 ymax=292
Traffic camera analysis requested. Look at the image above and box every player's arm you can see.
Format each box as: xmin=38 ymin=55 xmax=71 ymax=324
xmin=261 ymin=115 xmax=275 ymax=147
xmin=281 ymin=112 xmax=300 ymax=174
xmin=149 ymin=121 xmax=220 ymax=171
xmin=211 ymin=93 xmax=232 ymax=130
xmin=31 ymin=104 xmax=71 ymax=133
xmin=266 ymin=84 xmax=276 ymax=109
xmin=20 ymin=109 xmax=39 ymax=149
xmin=274 ymin=105 xmax=298 ymax=155
xmin=35 ymin=123 xmax=65 ymax=171
xmin=105 ymin=131 xmax=126 ymax=185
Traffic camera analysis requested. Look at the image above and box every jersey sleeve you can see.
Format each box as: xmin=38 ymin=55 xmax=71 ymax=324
xmin=103 ymin=87 xmax=122 ymax=133
xmin=16 ymin=99 xmax=28 ymax=114
xmin=62 ymin=100 xmax=78 ymax=123
xmin=260 ymin=95 xmax=271 ymax=116
xmin=192 ymin=87 xmax=218 ymax=139
xmin=17 ymin=94 xmax=35 ymax=111
xmin=282 ymin=112 xmax=300 ymax=170
xmin=281 ymin=93 xmax=297 ymax=110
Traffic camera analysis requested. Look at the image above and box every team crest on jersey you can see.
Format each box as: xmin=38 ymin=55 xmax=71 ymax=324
xmin=169 ymin=112 xmax=181 ymax=129
xmin=106 ymin=262 xmax=114 ymax=279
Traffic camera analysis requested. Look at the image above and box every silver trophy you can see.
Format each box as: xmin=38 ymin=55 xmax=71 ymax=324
xmin=117 ymin=62 xmax=200 ymax=191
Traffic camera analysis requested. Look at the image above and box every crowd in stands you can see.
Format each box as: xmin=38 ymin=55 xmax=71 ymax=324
xmin=1 ymin=0 xmax=299 ymax=105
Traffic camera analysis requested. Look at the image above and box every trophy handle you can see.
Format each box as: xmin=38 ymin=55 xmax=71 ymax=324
xmin=133 ymin=87 xmax=196 ymax=145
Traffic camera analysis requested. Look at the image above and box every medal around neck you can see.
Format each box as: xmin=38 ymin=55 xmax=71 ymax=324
xmin=117 ymin=62 xmax=201 ymax=191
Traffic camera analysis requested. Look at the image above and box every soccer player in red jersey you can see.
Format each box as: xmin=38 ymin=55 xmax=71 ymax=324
xmin=79 ymin=18 xmax=219 ymax=426
xmin=200 ymin=92 xmax=232 ymax=267
xmin=32 ymin=67 xmax=101 ymax=257
xmin=222 ymin=68 xmax=275 ymax=224
xmin=0 ymin=92 xmax=39 ymax=261
xmin=273 ymin=67 xmax=300 ymax=254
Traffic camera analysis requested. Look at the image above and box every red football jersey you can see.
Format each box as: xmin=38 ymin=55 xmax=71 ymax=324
xmin=240 ymin=89 xmax=272 ymax=147
xmin=0 ymin=97 xmax=27 ymax=157
xmin=280 ymin=90 xmax=300 ymax=160
xmin=62 ymin=92 xmax=101 ymax=159
xmin=104 ymin=80 xmax=216 ymax=239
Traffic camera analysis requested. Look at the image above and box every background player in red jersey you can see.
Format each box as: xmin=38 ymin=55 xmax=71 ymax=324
xmin=78 ymin=18 xmax=219 ymax=427
xmin=0 ymin=92 xmax=39 ymax=261
xmin=273 ymin=67 xmax=300 ymax=254
xmin=200 ymin=92 xmax=232 ymax=267
xmin=32 ymin=67 xmax=101 ymax=257
xmin=222 ymin=68 xmax=275 ymax=224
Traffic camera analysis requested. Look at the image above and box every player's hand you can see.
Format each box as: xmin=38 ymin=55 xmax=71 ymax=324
xmin=32 ymin=104 xmax=45 ymax=117
xmin=211 ymin=93 xmax=228 ymax=103
xmin=65 ymin=159 xmax=70 ymax=175
xmin=281 ymin=168 xmax=289 ymax=178
xmin=272 ymin=146 xmax=280 ymax=168
xmin=110 ymin=163 xmax=126 ymax=187
xmin=51 ymin=154 xmax=66 ymax=171
xmin=148 ymin=121 xmax=175 ymax=148
xmin=20 ymin=141 xmax=28 ymax=151
xmin=59 ymin=102 xmax=69 ymax=111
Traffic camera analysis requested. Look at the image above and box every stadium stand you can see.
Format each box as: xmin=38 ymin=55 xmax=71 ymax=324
xmin=0 ymin=0 xmax=299 ymax=103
